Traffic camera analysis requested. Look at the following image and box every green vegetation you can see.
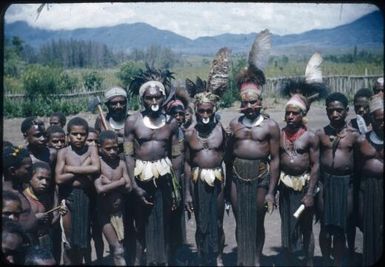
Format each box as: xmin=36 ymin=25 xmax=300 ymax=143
xmin=3 ymin=36 xmax=383 ymax=118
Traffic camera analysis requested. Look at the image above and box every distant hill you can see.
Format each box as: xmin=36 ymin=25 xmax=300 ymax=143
xmin=4 ymin=10 xmax=383 ymax=56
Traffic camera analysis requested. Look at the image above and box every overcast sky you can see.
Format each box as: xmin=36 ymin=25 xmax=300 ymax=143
xmin=4 ymin=2 xmax=381 ymax=39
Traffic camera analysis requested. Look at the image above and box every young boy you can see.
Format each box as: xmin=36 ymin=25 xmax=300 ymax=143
xmin=55 ymin=116 xmax=100 ymax=265
xmin=49 ymin=111 xmax=67 ymax=129
xmin=2 ymin=190 xmax=23 ymax=222
xmin=86 ymin=127 xmax=99 ymax=146
xmin=46 ymin=125 xmax=67 ymax=150
xmin=23 ymin=162 xmax=65 ymax=257
xmin=21 ymin=116 xmax=56 ymax=166
xmin=94 ymin=130 xmax=131 ymax=265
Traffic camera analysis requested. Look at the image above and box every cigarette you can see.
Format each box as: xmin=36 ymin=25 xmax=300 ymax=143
xmin=293 ymin=204 xmax=305 ymax=219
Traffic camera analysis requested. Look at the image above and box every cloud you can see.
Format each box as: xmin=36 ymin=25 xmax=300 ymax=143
xmin=4 ymin=2 xmax=380 ymax=39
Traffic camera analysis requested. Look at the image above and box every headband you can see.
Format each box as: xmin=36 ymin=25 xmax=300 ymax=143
xmin=139 ymin=81 xmax=166 ymax=98
xmin=285 ymin=94 xmax=307 ymax=112
xmin=369 ymin=94 xmax=384 ymax=113
xmin=105 ymin=87 xmax=127 ymax=101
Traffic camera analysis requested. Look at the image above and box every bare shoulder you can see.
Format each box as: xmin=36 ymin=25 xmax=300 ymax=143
xmin=264 ymin=117 xmax=280 ymax=129
xmin=119 ymin=159 xmax=128 ymax=170
xmin=229 ymin=116 xmax=241 ymax=131
xmin=57 ymin=146 xmax=69 ymax=157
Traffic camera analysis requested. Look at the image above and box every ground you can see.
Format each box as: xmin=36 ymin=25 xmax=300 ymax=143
xmin=2 ymin=101 xmax=363 ymax=266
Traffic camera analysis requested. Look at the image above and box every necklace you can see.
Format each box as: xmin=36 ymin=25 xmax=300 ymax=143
xmin=369 ymin=131 xmax=383 ymax=145
xmin=109 ymin=117 xmax=125 ymax=130
xmin=143 ymin=114 xmax=166 ymax=129
xmin=242 ymin=115 xmax=263 ymax=128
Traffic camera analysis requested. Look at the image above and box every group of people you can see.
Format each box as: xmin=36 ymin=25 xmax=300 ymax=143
xmin=2 ymin=30 xmax=384 ymax=267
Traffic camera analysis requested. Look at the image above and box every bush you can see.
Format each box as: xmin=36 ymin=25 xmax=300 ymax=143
xmin=83 ymin=71 xmax=103 ymax=91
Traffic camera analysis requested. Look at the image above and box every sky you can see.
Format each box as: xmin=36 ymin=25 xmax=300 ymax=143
xmin=3 ymin=2 xmax=381 ymax=39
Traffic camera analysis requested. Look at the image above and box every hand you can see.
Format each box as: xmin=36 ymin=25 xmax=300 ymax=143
xmin=302 ymin=194 xmax=314 ymax=208
xmin=36 ymin=212 xmax=50 ymax=223
xmin=124 ymin=181 xmax=132 ymax=193
xmin=101 ymin=175 xmax=112 ymax=185
xmin=135 ymin=187 xmax=153 ymax=206
xmin=265 ymin=193 xmax=275 ymax=214
xmin=184 ymin=193 xmax=194 ymax=214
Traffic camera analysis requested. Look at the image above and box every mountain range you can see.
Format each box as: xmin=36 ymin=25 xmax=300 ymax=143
xmin=4 ymin=10 xmax=384 ymax=56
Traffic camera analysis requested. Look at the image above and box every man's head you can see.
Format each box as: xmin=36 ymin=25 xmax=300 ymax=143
xmin=98 ymin=130 xmax=119 ymax=162
xmin=325 ymin=92 xmax=349 ymax=126
xmin=30 ymin=162 xmax=52 ymax=195
xmin=369 ymin=94 xmax=384 ymax=138
xmin=49 ymin=112 xmax=66 ymax=128
xmin=353 ymin=88 xmax=373 ymax=120
xmin=167 ymin=100 xmax=186 ymax=126
xmin=67 ymin=117 xmax=89 ymax=149
xmin=2 ymin=218 xmax=28 ymax=264
xmin=284 ymin=94 xmax=308 ymax=129
xmin=3 ymin=145 xmax=32 ymax=184
xmin=46 ymin=125 xmax=66 ymax=150
xmin=21 ymin=117 xmax=47 ymax=149
xmin=141 ymin=82 xmax=166 ymax=116
xmin=105 ymin=87 xmax=128 ymax=121
xmin=2 ymin=191 xmax=22 ymax=222
xmin=373 ymin=77 xmax=384 ymax=95
xmin=240 ymin=83 xmax=263 ymax=119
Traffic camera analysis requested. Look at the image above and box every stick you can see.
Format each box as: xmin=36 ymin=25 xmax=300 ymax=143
xmin=96 ymin=96 xmax=109 ymax=130
xmin=292 ymin=187 xmax=320 ymax=219
xmin=43 ymin=205 xmax=63 ymax=215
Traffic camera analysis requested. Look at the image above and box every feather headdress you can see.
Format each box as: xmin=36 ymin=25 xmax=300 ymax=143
xmin=236 ymin=29 xmax=272 ymax=101
xmin=280 ymin=52 xmax=329 ymax=113
xmin=185 ymin=47 xmax=231 ymax=107
xmin=128 ymin=63 xmax=175 ymax=99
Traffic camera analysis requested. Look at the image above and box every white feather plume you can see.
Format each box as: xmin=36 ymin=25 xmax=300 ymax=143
xmin=248 ymin=29 xmax=272 ymax=71
xmin=305 ymin=52 xmax=323 ymax=84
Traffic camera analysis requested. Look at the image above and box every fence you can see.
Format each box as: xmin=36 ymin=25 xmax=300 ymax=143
xmin=4 ymin=75 xmax=382 ymax=103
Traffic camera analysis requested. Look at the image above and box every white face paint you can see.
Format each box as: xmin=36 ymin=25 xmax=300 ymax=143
xmin=151 ymin=104 xmax=159 ymax=112
xmin=202 ymin=117 xmax=210 ymax=124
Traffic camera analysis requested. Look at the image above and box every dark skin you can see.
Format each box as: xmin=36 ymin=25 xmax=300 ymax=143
xmin=226 ymin=96 xmax=280 ymax=266
xmin=184 ymin=102 xmax=225 ymax=266
xmin=55 ymin=124 xmax=100 ymax=265
xmin=95 ymin=95 xmax=128 ymax=152
xmin=280 ymin=105 xmax=320 ymax=266
xmin=124 ymin=87 xmax=182 ymax=265
xmin=94 ymin=137 xmax=131 ymax=265
xmin=315 ymin=100 xmax=360 ymax=267
xmin=24 ymin=124 xmax=57 ymax=166
xmin=48 ymin=132 xmax=66 ymax=150
xmin=3 ymin=156 xmax=38 ymax=234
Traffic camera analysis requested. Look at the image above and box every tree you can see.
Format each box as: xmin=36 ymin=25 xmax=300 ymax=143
xmin=116 ymin=61 xmax=142 ymax=89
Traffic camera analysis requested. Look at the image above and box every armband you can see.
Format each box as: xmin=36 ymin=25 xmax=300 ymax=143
xmin=123 ymin=141 xmax=134 ymax=156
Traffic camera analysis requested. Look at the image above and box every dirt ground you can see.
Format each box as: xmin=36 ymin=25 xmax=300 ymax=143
xmin=2 ymin=101 xmax=363 ymax=266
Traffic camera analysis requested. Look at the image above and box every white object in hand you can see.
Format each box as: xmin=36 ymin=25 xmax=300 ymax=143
xmin=293 ymin=204 xmax=305 ymax=218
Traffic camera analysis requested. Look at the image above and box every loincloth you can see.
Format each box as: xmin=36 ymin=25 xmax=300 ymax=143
xmin=233 ymin=157 xmax=270 ymax=189
xmin=191 ymin=166 xmax=223 ymax=187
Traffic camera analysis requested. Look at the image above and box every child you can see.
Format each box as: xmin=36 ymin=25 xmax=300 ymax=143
xmin=94 ymin=130 xmax=131 ymax=265
xmin=2 ymin=144 xmax=37 ymax=236
xmin=46 ymin=125 xmax=67 ymax=150
xmin=49 ymin=111 xmax=67 ymax=129
xmin=2 ymin=190 xmax=23 ymax=222
xmin=55 ymin=116 xmax=100 ymax=265
xmin=86 ymin=127 xmax=99 ymax=146
xmin=23 ymin=162 xmax=66 ymax=257
xmin=21 ymin=116 xmax=56 ymax=166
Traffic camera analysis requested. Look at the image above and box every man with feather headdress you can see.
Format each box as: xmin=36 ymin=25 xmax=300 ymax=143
xmin=225 ymin=29 xmax=280 ymax=266
xmin=277 ymin=52 xmax=327 ymax=266
xmin=123 ymin=64 xmax=183 ymax=266
xmin=184 ymin=47 xmax=230 ymax=266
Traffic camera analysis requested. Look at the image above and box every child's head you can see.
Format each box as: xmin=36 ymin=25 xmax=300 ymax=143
xmin=98 ymin=130 xmax=119 ymax=161
xmin=67 ymin=117 xmax=89 ymax=149
xmin=49 ymin=112 xmax=66 ymax=128
xmin=46 ymin=125 xmax=66 ymax=150
xmin=2 ymin=190 xmax=22 ymax=222
xmin=21 ymin=117 xmax=47 ymax=148
xmin=30 ymin=162 xmax=52 ymax=195
xmin=86 ymin=127 xmax=99 ymax=146
xmin=3 ymin=145 xmax=32 ymax=184
xmin=353 ymin=88 xmax=373 ymax=118
xmin=2 ymin=218 xmax=29 ymax=264
xmin=325 ymin=92 xmax=349 ymax=124
xmin=24 ymin=245 xmax=56 ymax=265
